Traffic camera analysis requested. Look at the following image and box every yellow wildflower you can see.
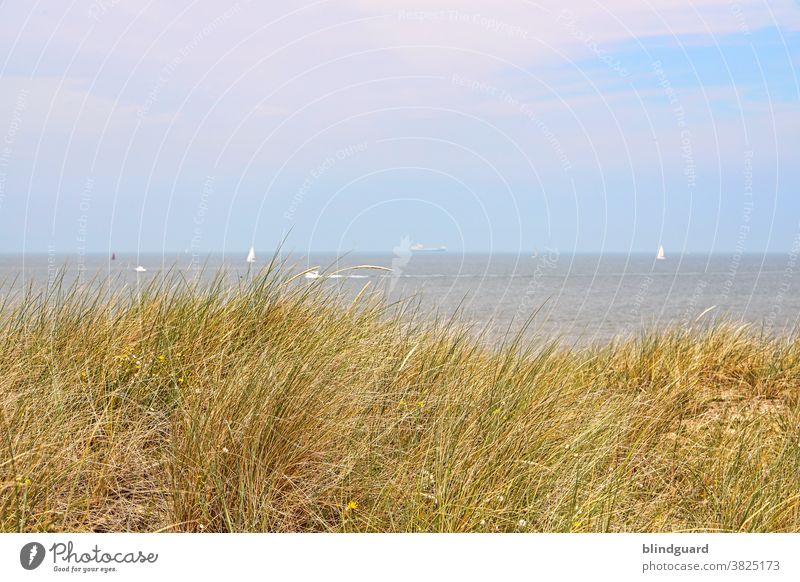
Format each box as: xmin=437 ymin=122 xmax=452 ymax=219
xmin=346 ymin=500 xmax=359 ymax=511
xmin=417 ymin=401 xmax=425 ymax=408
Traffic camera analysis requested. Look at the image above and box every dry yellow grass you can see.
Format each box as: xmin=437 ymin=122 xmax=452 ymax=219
xmin=1 ymin=260 xmax=799 ymax=532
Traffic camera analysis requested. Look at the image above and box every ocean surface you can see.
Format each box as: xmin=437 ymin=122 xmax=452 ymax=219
xmin=1 ymin=252 xmax=798 ymax=345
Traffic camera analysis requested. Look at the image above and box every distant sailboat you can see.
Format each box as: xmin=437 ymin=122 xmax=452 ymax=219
xmin=246 ymin=246 xmax=256 ymax=264
xmin=111 ymin=252 xmax=116 ymax=261
xmin=134 ymin=265 xmax=147 ymax=273
xmin=304 ymin=270 xmax=321 ymax=279
xmin=656 ymin=245 xmax=666 ymax=261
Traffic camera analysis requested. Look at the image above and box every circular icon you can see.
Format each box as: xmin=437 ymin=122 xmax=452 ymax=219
xmin=20 ymin=542 xmax=46 ymax=570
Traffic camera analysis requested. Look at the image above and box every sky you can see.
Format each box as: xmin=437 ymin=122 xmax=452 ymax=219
xmin=0 ymin=0 xmax=798 ymax=256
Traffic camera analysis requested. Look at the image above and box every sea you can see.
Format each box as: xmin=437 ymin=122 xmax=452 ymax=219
xmin=1 ymin=252 xmax=798 ymax=345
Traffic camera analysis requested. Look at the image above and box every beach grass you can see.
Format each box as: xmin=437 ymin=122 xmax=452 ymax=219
xmin=1 ymin=259 xmax=799 ymax=533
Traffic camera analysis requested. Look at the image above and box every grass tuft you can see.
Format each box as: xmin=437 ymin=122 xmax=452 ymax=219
xmin=1 ymin=263 xmax=799 ymax=532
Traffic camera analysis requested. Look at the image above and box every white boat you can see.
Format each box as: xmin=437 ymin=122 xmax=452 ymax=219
xmin=304 ymin=270 xmax=321 ymax=279
xmin=329 ymin=273 xmax=368 ymax=279
xmin=134 ymin=265 xmax=147 ymax=273
xmin=656 ymin=245 xmax=666 ymax=261
xmin=410 ymin=243 xmax=447 ymax=253
xmin=246 ymin=246 xmax=256 ymax=264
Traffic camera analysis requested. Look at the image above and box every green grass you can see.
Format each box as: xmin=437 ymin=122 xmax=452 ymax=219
xmin=1 ymin=259 xmax=799 ymax=532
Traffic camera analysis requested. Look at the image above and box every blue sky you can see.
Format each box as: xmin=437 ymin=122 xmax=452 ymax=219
xmin=0 ymin=0 xmax=798 ymax=255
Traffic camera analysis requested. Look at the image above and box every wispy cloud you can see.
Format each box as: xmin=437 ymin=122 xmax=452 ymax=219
xmin=0 ymin=0 xmax=797 ymax=252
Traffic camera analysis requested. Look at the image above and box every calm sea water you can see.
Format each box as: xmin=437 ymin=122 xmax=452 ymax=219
xmin=2 ymin=252 xmax=798 ymax=345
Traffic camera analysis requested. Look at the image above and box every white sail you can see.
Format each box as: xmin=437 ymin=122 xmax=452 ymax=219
xmin=656 ymin=245 xmax=666 ymax=260
xmin=246 ymin=246 xmax=256 ymax=264
xmin=134 ymin=265 xmax=147 ymax=272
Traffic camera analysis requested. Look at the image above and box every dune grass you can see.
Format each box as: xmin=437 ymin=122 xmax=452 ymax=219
xmin=1 ymin=259 xmax=799 ymax=533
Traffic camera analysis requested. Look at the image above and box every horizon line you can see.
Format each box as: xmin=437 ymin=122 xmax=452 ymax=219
xmin=0 ymin=250 xmax=795 ymax=257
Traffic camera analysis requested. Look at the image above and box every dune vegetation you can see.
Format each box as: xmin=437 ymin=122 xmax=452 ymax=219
xmin=1 ymin=258 xmax=799 ymax=533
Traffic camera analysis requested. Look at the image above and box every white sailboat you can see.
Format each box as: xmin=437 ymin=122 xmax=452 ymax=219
xmin=246 ymin=246 xmax=256 ymax=264
xmin=134 ymin=265 xmax=147 ymax=273
xmin=656 ymin=245 xmax=666 ymax=261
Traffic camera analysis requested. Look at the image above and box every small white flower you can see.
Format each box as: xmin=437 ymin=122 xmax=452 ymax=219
xmin=421 ymin=493 xmax=438 ymax=504
xmin=518 ymin=519 xmax=527 ymax=528
xmin=221 ymin=447 xmax=229 ymax=454
xmin=498 ymin=495 xmax=505 ymax=502
xmin=198 ymin=524 xmax=205 ymax=530
xmin=479 ymin=519 xmax=486 ymax=526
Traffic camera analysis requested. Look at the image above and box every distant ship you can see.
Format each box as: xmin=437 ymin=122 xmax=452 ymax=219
xmin=134 ymin=265 xmax=147 ymax=273
xmin=656 ymin=245 xmax=666 ymax=261
xmin=246 ymin=246 xmax=256 ymax=264
xmin=410 ymin=243 xmax=447 ymax=253
xmin=111 ymin=252 xmax=116 ymax=261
